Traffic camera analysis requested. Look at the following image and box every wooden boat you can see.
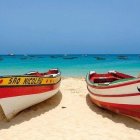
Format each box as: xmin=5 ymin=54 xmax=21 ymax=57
xmin=0 ymin=69 xmax=61 ymax=120
xmin=86 ymin=70 xmax=140 ymax=121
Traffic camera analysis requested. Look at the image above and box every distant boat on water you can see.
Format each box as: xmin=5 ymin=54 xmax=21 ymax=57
xmin=8 ymin=53 xmax=15 ymax=56
xmin=94 ymin=56 xmax=106 ymax=60
xmin=117 ymin=55 xmax=128 ymax=60
xmin=50 ymin=55 xmax=61 ymax=59
xmin=28 ymin=55 xmax=36 ymax=57
xmin=63 ymin=56 xmax=78 ymax=60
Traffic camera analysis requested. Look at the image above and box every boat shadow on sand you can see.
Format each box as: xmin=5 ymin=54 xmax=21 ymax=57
xmin=0 ymin=91 xmax=62 ymax=130
xmin=86 ymin=94 xmax=140 ymax=130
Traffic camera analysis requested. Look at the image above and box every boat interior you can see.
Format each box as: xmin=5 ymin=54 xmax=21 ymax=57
xmin=89 ymin=71 xmax=134 ymax=84
xmin=25 ymin=69 xmax=60 ymax=77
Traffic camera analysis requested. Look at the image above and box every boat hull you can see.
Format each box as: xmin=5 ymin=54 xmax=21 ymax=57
xmin=89 ymin=92 xmax=140 ymax=120
xmin=87 ymin=76 xmax=140 ymax=121
xmin=0 ymin=85 xmax=60 ymax=120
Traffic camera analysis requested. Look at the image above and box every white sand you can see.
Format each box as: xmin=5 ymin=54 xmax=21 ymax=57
xmin=0 ymin=78 xmax=140 ymax=140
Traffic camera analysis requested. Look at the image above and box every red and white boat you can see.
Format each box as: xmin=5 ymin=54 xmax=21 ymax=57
xmin=86 ymin=70 xmax=140 ymax=121
xmin=0 ymin=69 xmax=61 ymax=120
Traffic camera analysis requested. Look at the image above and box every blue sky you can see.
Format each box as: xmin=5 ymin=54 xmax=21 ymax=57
xmin=0 ymin=0 xmax=140 ymax=54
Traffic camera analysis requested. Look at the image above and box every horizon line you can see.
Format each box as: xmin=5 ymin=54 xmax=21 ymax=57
xmin=0 ymin=53 xmax=140 ymax=55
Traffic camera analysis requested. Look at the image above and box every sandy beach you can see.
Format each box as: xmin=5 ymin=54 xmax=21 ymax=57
xmin=0 ymin=78 xmax=140 ymax=140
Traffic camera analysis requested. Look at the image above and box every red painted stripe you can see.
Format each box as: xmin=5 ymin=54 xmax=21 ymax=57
xmin=87 ymin=79 xmax=140 ymax=89
xmin=90 ymin=97 xmax=140 ymax=119
xmin=88 ymin=87 xmax=140 ymax=97
xmin=0 ymin=83 xmax=60 ymax=99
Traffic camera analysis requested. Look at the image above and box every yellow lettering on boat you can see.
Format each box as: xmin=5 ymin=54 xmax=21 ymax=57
xmin=0 ymin=76 xmax=60 ymax=86
xmin=23 ymin=78 xmax=43 ymax=85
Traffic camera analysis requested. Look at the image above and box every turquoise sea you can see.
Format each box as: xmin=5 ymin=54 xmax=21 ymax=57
xmin=0 ymin=54 xmax=140 ymax=77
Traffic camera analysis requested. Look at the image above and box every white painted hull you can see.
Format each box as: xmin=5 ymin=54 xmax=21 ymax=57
xmin=88 ymin=84 xmax=140 ymax=105
xmin=0 ymin=88 xmax=59 ymax=120
xmin=89 ymin=92 xmax=140 ymax=105
xmin=88 ymin=81 xmax=140 ymax=96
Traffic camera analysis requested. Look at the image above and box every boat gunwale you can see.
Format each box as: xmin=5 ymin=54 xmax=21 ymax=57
xmin=0 ymin=70 xmax=61 ymax=88
xmin=0 ymin=73 xmax=61 ymax=79
xmin=0 ymin=78 xmax=61 ymax=88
